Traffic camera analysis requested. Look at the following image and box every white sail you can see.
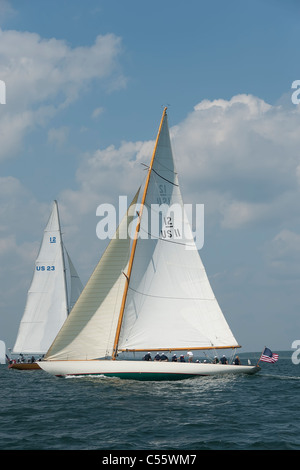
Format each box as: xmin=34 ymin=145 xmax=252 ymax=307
xmin=12 ymin=201 xmax=82 ymax=355
xmin=118 ymin=110 xmax=239 ymax=352
xmin=64 ymin=249 xmax=83 ymax=311
xmin=45 ymin=189 xmax=140 ymax=361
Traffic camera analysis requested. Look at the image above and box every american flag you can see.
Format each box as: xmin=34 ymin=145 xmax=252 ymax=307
xmin=260 ymin=347 xmax=279 ymax=363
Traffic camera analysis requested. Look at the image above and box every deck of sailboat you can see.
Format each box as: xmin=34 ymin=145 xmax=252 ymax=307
xmin=39 ymin=359 xmax=260 ymax=380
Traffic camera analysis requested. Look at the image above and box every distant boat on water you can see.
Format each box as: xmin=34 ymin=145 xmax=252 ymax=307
xmin=9 ymin=201 xmax=83 ymax=370
xmin=0 ymin=340 xmax=6 ymax=364
xmin=40 ymin=108 xmax=260 ymax=379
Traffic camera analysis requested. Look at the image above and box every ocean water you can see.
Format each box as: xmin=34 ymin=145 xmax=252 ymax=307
xmin=1 ymin=351 xmax=299 ymax=451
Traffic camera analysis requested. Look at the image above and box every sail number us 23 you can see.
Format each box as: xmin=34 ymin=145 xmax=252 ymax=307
xmin=36 ymin=266 xmax=55 ymax=271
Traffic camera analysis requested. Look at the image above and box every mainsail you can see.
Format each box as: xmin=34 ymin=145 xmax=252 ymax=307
xmin=45 ymin=108 xmax=239 ymax=363
xmin=117 ymin=108 xmax=239 ymax=352
xmin=12 ymin=201 xmax=83 ymax=355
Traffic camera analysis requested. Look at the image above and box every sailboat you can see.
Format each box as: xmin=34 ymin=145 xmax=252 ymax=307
xmin=9 ymin=201 xmax=83 ymax=370
xmin=39 ymin=108 xmax=260 ymax=379
xmin=0 ymin=340 xmax=6 ymax=364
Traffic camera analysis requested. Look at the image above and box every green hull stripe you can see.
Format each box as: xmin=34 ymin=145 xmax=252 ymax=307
xmin=61 ymin=372 xmax=207 ymax=381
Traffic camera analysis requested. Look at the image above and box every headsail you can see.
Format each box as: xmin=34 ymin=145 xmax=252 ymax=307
xmin=45 ymin=189 xmax=140 ymax=360
xmin=12 ymin=201 xmax=82 ymax=355
xmin=64 ymin=248 xmax=83 ymax=312
xmin=117 ymin=108 xmax=239 ymax=352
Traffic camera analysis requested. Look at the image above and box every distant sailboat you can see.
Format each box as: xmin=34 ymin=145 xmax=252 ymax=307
xmin=0 ymin=340 xmax=6 ymax=364
xmin=9 ymin=201 xmax=83 ymax=370
xmin=40 ymin=109 xmax=260 ymax=379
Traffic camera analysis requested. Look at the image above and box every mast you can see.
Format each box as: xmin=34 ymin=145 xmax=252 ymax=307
xmin=55 ymin=200 xmax=69 ymax=316
xmin=112 ymin=107 xmax=168 ymax=359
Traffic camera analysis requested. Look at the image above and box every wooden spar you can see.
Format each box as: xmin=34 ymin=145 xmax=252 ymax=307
xmin=118 ymin=345 xmax=241 ymax=353
xmin=112 ymin=107 xmax=168 ymax=359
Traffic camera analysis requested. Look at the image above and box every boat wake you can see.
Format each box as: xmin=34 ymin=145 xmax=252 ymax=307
xmin=261 ymin=373 xmax=300 ymax=381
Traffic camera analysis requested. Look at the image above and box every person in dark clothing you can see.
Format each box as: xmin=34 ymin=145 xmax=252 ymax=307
xmin=143 ymin=352 xmax=152 ymax=361
xmin=220 ymin=355 xmax=228 ymax=364
xmin=160 ymin=353 xmax=168 ymax=361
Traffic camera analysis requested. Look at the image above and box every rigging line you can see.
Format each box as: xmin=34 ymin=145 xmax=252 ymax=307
xmin=127 ymin=284 xmax=214 ymax=301
xmin=141 ymin=159 xmax=178 ymax=176
xmin=151 ymin=168 xmax=179 ymax=187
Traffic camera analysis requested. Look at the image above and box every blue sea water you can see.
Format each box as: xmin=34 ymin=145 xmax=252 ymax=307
xmin=1 ymin=351 xmax=299 ymax=451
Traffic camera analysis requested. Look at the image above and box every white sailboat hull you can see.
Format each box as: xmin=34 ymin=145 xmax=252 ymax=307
xmin=39 ymin=360 xmax=260 ymax=380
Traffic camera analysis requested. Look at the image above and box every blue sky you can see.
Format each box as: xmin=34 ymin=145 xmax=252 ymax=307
xmin=1 ymin=0 xmax=300 ymax=353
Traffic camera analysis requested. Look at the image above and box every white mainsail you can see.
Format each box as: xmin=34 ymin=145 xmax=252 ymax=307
xmin=12 ymin=201 xmax=83 ymax=356
xmin=117 ymin=108 xmax=239 ymax=352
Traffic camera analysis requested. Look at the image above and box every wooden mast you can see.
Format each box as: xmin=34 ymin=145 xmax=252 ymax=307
xmin=112 ymin=107 xmax=168 ymax=359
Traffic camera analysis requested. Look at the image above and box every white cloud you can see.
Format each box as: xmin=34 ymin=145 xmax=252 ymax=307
xmin=60 ymin=139 xmax=154 ymax=213
xmin=48 ymin=126 xmax=69 ymax=147
xmin=270 ymin=229 xmax=300 ymax=256
xmin=51 ymin=94 xmax=300 ymax=250
xmin=0 ymin=176 xmax=47 ymax=241
xmin=219 ymin=200 xmax=268 ymax=229
xmin=0 ymin=0 xmax=15 ymax=23
xmin=264 ymin=229 xmax=300 ymax=280
xmin=172 ymin=94 xmax=300 ymax=231
xmin=0 ymin=28 xmax=125 ymax=160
